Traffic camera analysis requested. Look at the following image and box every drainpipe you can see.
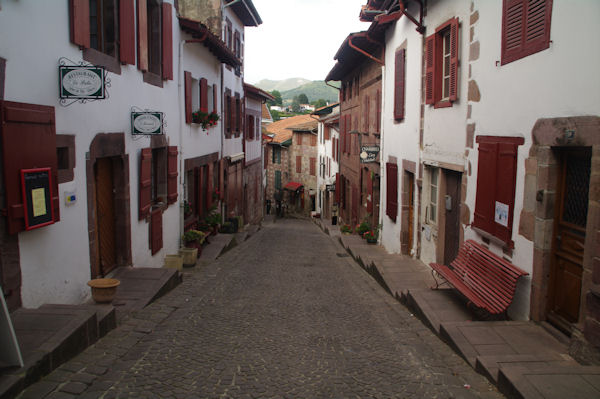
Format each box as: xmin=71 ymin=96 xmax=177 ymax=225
xmin=378 ymin=63 xmax=385 ymax=245
xmin=348 ymin=35 xmax=384 ymax=66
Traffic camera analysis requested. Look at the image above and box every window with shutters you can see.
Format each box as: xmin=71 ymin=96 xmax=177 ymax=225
xmin=224 ymin=89 xmax=231 ymax=136
xmin=272 ymin=146 xmax=281 ymax=164
xmin=247 ymin=115 xmax=254 ymax=140
xmin=151 ymin=147 xmax=167 ymax=204
xmin=386 ymin=162 xmax=398 ymax=221
xmin=139 ymin=145 xmax=177 ymax=220
xmin=297 ymin=134 xmax=303 ymax=146
xmin=89 ymin=0 xmax=117 ymax=57
xmin=501 ymin=0 xmax=552 ymax=65
xmin=394 ymin=48 xmax=406 ymax=121
xmin=275 ymin=170 xmax=282 ymax=190
xmin=147 ymin=0 xmax=162 ymax=76
xmin=296 ymin=156 xmax=302 ymax=173
xmin=425 ymin=18 xmax=459 ymax=108
xmin=310 ymin=157 xmax=316 ymax=176
xmin=473 ymin=136 xmax=524 ymax=245
xmin=310 ymin=134 xmax=317 ymax=146
xmin=427 ymin=167 xmax=439 ymax=224
xmin=235 ymin=93 xmax=241 ymax=136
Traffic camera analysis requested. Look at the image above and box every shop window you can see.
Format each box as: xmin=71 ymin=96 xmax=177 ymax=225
xmin=501 ymin=0 xmax=553 ymax=65
xmin=473 ymin=136 xmax=524 ymax=245
xmin=425 ymin=18 xmax=459 ymax=108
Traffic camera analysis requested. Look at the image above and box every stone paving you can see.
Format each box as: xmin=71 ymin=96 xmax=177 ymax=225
xmin=17 ymin=218 xmax=503 ymax=399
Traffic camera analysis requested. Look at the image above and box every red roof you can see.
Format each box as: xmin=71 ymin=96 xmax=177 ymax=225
xmin=284 ymin=182 xmax=303 ymax=191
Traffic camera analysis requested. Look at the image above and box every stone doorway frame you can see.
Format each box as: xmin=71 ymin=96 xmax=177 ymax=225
xmin=524 ymin=117 xmax=599 ymax=345
xmin=86 ymin=133 xmax=132 ymax=279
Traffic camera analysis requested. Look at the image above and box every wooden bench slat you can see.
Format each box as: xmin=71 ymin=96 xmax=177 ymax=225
xmin=430 ymin=240 xmax=529 ymax=315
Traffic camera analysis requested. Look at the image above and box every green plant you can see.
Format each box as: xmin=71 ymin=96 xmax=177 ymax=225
xmin=219 ymin=221 xmax=234 ymax=233
xmin=183 ymin=200 xmax=192 ymax=216
xmin=182 ymin=230 xmax=205 ymax=244
xmin=192 ymin=110 xmax=220 ymax=132
xmin=363 ymin=230 xmax=377 ymax=240
xmin=340 ymin=224 xmax=352 ymax=234
xmin=356 ymin=221 xmax=370 ymax=235
xmin=205 ymin=212 xmax=222 ymax=227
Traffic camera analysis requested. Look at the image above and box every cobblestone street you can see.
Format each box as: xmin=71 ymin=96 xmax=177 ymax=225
xmin=19 ymin=219 xmax=503 ymax=399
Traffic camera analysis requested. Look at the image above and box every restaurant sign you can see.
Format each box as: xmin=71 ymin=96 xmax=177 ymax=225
xmin=131 ymin=112 xmax=164 ymax=135
xmin=359 ymin=145 xmax=380 ymax=163
xmin=59 ymin=66 xmax=105 ymax=99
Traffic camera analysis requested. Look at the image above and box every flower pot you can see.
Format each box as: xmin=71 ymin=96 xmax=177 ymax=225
xmin=164 ymin=254 xmax=183 ymax=271
xmin=179 ymin=247 xmax=198 ymax=267
xmin=87 ymin=278 xmax=120 ymax=303
xmin=367 ymin=238 xmax=377 ymax=244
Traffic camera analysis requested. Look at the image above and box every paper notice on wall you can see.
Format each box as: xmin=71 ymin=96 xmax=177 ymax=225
xmin=495 ymin=201 xmax=509 ymax=227
xmin=32 ymin=188 xmax=47 ymax=217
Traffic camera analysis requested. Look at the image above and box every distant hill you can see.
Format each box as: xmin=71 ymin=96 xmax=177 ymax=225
xmin=254 ymin=78 xmax=311 ymax=92
xmin=281 ymin=81 xmax=340 ymax=104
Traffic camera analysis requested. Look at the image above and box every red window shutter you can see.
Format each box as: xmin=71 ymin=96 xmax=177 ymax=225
xmin=449 ymin=18 xmax=459 ymax=102
xmin=311 ymin=134 xmax=316 ymax=146
xmin=119 ymin=0 xmax=136 ymax=64
xmin=200 ymin=78 xmax=208 ymax=113
xmin=493 ymin=142 xmax=519 ymax=242
xmin=352 ymin=185 xmax=359 ymax=223
xmin=501 ymin=0 xmax=552 ymax=65
xmin=335 ymin=173 xmax=341 ymax=203
xmin=310 ymin=157 xmax=316 ymax=176
xmin=206 ymin=162 xmax=214 ymax=209
xmin=394 ymin=48 xmax=406 ymax=120
xmin=367 ymin=171 xmax=373 ymax=214
xmin=184 ymin=71 xmax=192 ymax=124
xmin=386 ymin=162 xmax=398 ymax=221
xmin=363 ymin=95 xmax=368 ymax=131
xmin=346 ymin=115 xmax=351 ymax=154
xmin=213 ymin=84 xmax=218 ymax=113
xmin=297 ymin=134 xmax=302 ymax=145
xmin=69 ymin=0 xmax=90 ymax=48
xmin=425 ymin=34 xmax=435 ymax=105
xmin=161 ymin=2 xmax=173 ymax=80
xmin=167 ymin=146 xmax=178 ymax=205
xmin=219 ymin=158 xmax=225 ymax=200
xmin=150 ymin=208 xmax=163 ymax=255
xmin=296 ymin=156 xmax=302 ymax=173
xmin=137 ymin=0 xmax=148 ymax=72
xmin=473 ymin=142 xmax=498 ymax=234
xmin=139 ymin=148 xmax=152 ymax=220
xmin=376 ymin=89 xmax=381 ymax=133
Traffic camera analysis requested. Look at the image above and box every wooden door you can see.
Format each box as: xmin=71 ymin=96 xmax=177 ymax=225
xmin=443 ymin=170 xmax=461 ymax=265
xmin=95 ymin=157 xmax=117 ymax=276
xmin=549 ymin=148 xmax=591 ymax=326
xmin=407 ymin=172 xmax=415 ymax=254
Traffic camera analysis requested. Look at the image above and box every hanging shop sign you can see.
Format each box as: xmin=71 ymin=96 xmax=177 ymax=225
xmin=359 ymin=145 xmax=380 ymax=163
xmin=20 ymin=168 xmax=55 ymax=231
xmin=326 ymin=184 xmax=336 ymax=192
xmin=59 ymin=66 xmax=105 ymax=99
xmin=131 ymin=112 xmax=164 ymax=135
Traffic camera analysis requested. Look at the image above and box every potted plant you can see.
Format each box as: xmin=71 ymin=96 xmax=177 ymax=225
xmin=181 ymin=230 xmax=205 ymax=261
xmin=220 ymin=221 xmax=234 ymax=234
xmin=356 ymin=221 xmax=371 ymax=237
xmin=183 ymin=200 xmax=192 ymax=218
xmin=364 ymin=230 xmax=378 ymax=244
xmin=340 ymin=224 xmax=352 ymax=234
xmin=205 ymin=212 xmax=222 ymax=235
xmin=192 ymin=110 xmax=220 ymax=132
xmin=87 ymin=278 xmax=120 ymax=303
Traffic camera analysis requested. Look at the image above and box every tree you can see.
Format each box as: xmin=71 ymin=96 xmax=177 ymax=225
xmin=270 ymin=109 xmax=281 ymax=121
xmin=312 ymin=99 xmax=327 ymax=109
xmin=297 ymin=93 xmax=309 ymax=104
xmin=268 ymin=90 xmax=282 ymax=106
xmin=291 ymin=99 xmax=301 ymax=113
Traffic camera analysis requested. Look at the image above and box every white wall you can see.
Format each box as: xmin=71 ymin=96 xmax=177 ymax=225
xmin=464 ymin=0 xmax=600 ymax=319
xmin=245 ymin=96 xmax=262 ymax=162
xmin=316 ymin=110 xmax=339 ymax=214
xmin=380 ymin=2 xmax=423 ymax=255
xmin=0 ymin=0 xmax=223 ymax=307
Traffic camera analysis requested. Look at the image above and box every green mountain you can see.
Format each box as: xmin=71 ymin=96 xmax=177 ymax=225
xmin=281 ymin=81 xmax=340 ymax=104
xmin=254 ymin=78 xmax=311 ymax=92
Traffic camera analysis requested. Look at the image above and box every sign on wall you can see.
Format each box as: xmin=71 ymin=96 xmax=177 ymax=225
xmin=20 ymin=168 xmax=55 ymax=231
xmin=59 ymin=66 xmax=105 ymax=99
xmin=131 ymin=112 xmax=164 ymax=135
xmin=359 ymin=145 xmax=380 ymax=163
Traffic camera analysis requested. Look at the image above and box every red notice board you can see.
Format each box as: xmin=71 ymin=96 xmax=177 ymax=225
xmin=20 ymin=168 xmax=55 ymax=231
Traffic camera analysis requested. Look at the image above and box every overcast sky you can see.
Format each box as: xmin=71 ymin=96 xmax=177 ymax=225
xmin=244 ymin=0 xmax=371 ymax=84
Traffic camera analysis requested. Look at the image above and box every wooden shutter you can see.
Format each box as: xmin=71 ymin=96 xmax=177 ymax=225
xmin=494 ymin=142 xmax=519 ymax=242
xmin=167 ymin=146 xmax=178 ymax=205
xmin=235 ymin=93 xmax=241 ymax=136
xmin=161 ymin=2 xmax=173 ymax=80
xmin=386 ymin=162 xmax=398 ymax=221
xmin=150 ymin=208 xmax=163 ymax=255
xmin=69 ymin=0 xmax=90 ymax=48
xmin=340 ymin=118 xmax=345 ymax=155
xmin=501 ymin=0 xmax=552 ymax=65
xmin=213 ymin=84 xmax=218 ymax=113
xmin=200 ymin=78 xmax=208 ymax=113
xmin=449 ymin=18 xmax=459 ymax=102
xmin=184 ymin=71 xmax=192 ymax=124
xmin=394 ymin=49 xmax=406 ymax=120
xmin=335 ymin=173 xmax=341 ymax=203
xmin=425 ymin=34 xmax=435 ymax=105
xmin=296 ymin=156 xmax=302 ymax=173
xmin=139 ymin=148 xmax=152 ymax=220
xmin=219 ymin=158 xmax=225 ymax=200
xmin=310 ymin=157 xmax=316 ymax=176
xmin=473 ymin=142 xmax=498 ymax=234
xmin=137 ymin=0 xmax=148 ymax=71
xmin=0 ymin=101 xmax=60 ymax=234
xmin=367 ymin=171 xmax=373 ymax=214
xmin=363 ymin=95 xmax=369 ymax=131
xmin=297 ymin=133 xmax=302 ymax=145
xmin=206 ymin=162 xmax=214 ymax=209
xmin=120 ymin=0 xmax=136 ymax=64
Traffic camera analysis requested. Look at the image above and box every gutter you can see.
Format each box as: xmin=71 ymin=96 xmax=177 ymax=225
xmin=348 ymin=35 xmax=384 ymax=66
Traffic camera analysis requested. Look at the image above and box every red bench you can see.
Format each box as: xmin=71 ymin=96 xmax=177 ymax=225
xmin=430 ymin=240 xmax=529 ymax=315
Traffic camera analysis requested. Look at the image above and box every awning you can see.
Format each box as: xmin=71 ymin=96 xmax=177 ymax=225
xmin=284 ymin=182 xmax=303 ymax=191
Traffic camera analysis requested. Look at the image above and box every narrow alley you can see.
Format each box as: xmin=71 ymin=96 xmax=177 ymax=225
xmin=18 ymin=219 xmax=501 ymax=399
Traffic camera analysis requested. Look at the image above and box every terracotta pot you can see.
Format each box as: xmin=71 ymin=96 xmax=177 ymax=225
xmin=87 ymin=278 xmax=120 ymax=303
xmin=179 ymin=247 xmax=198 ymax=267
